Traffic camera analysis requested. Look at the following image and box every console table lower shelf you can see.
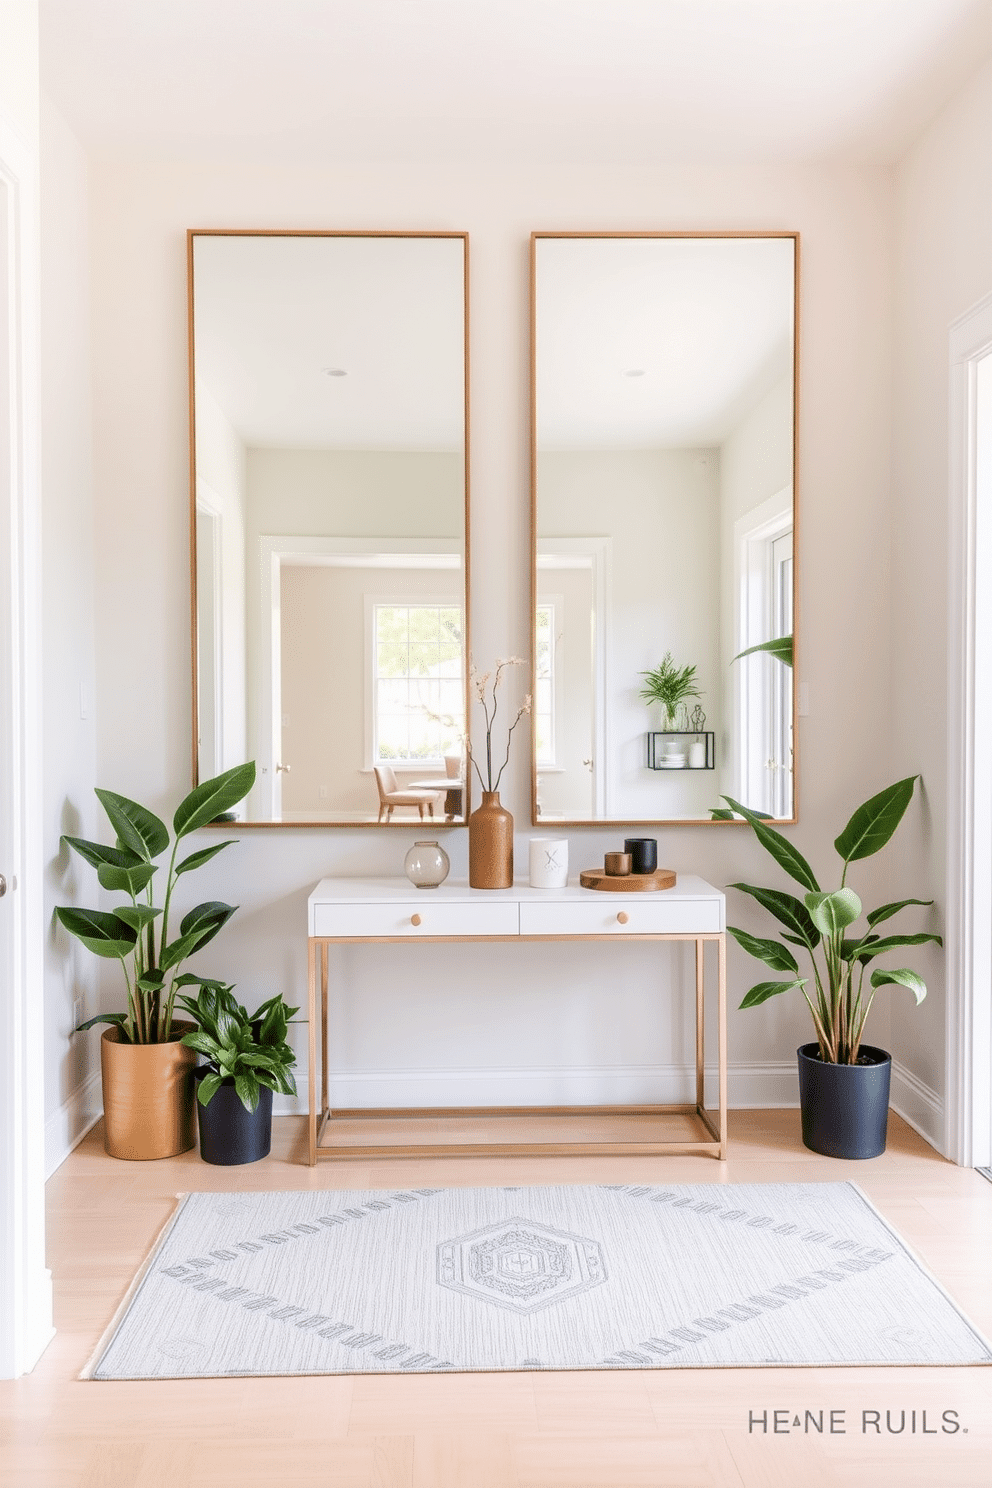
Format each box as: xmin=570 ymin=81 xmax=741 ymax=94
xmin=306 ymin=876 xmax=727 ymax=1163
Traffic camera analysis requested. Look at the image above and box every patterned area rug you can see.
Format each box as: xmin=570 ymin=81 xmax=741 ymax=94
xmin=84 ymin=1183 xmax=992 ymax=1379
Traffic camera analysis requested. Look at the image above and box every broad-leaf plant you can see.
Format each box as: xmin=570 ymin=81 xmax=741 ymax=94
xmin=725 ymin=775 xmax=941 ymax=1064
xmin=175 ymin=982 xmax=298 ymax=1112
xmin=56 ymin=762 xmax=256 ymax=1044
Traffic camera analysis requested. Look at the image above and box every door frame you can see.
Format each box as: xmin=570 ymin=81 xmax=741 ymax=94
xmin=0 ymin=116 xmax=53 ymax=1377
xmin=946 ymin=290 xmax=992 ymax=1168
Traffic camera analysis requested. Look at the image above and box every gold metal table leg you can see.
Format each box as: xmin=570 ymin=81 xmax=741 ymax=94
xmin=307 ymin=938 xmax=317 ymax=1166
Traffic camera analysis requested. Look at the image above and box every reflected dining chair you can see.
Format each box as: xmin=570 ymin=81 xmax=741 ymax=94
xmin=372 ymin=765 xmax=443 ymax=822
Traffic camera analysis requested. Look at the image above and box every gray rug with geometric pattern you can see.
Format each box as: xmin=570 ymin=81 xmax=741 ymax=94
xmin=83 ymin=1183 xmax=992 ymax=1378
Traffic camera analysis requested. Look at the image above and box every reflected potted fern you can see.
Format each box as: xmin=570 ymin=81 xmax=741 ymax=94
xmin=725 ymin=776 xmax=940 ymax=1158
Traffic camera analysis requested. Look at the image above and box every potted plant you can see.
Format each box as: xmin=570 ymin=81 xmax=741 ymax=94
xmin=725 ymin=776 xmax=941 ymax=1158
xmin=638 ymin=651 xmax=702 ymax=731
xmin=55 ymin=762 xmax=256 ymax=1159
xmin=175 ymin=982 xmax=298 ymax=1165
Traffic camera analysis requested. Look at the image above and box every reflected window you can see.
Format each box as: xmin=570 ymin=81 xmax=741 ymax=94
xmin=373 ymin=603 xmax=464 ymax=764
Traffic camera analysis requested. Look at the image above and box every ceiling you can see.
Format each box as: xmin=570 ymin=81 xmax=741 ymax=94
xmin=193 ymin=233 xmax=465 ymax=449
xmin=536 ymin=235 xmax=794 ymax=448
xmin=40 ymin=0 xmax=992 ymax=166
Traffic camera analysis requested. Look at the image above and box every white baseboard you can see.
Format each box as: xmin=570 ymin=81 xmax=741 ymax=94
xmin=49 ymin=1058 xmax=945 ymax=1161
xmin=45 ymin=1068 xmax=103 ymax=1178
xmin=320 ymin=1061 xmax=800 ymax=1111
xmin=890 ymin=1058 xmax=945 ymax=1155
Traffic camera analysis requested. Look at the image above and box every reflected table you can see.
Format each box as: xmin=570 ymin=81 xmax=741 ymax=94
xmin=407 ymin=778 xmax=465 ymax=821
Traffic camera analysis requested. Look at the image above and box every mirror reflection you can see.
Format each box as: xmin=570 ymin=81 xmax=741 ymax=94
xmin=189 ymin=231 xmax=469 ymax=824
xmin=532 ymin=232 xmax=797 ymax=824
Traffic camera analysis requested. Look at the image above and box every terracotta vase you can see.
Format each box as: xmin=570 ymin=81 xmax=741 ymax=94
xmin=469 ymin=791 xmax=514 ymax=889
xmin=100 ymin=1023 xmax=198 ymax=1160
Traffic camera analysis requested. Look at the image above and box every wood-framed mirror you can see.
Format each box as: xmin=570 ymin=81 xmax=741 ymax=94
xmin=531 ymin=231 xmax=799 ymax=827
xmin=188 ymin=230 xmax=470 ymax=826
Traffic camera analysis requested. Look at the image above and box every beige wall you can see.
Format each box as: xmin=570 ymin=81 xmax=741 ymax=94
xmin=193 ymin=381 xmax=248 ymax=774
xmin=280 ymin=563 xmax=462 ymax=818
xmin=718 ymin=372 xmax=794 ymax=804
xmin=890 ymin=60 xmax=992 ymax=1123
xmin=77 ymin=155 xmax=898 ymax=1115
xmin=538 ymin=447 xmax=721 ymax=819
xmin=40 ymin=96 xmax=100 ymax=1161
xmin=243 ymin=446 xmax=462 ymax=817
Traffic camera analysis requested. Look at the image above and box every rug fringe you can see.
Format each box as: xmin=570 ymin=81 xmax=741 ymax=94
xmin=79 ymin=1193 xmax=191 ymax=1381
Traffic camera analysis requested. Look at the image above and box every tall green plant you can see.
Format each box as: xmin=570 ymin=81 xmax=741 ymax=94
xmin=726 ymin=776 xmax=941 ymax=1064
xmin=56 ymin=762 xmax=256 ymax=1044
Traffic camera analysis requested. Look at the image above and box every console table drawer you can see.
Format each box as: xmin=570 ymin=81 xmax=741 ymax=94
xmin=311 ymin=900 xmax=520 ymax=939
xmin=519 ymin=897 xmax=723 ymax=937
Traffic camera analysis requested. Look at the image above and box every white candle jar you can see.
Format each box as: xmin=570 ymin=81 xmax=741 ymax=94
xmin=528 ymin=838 xmax=569 ymax=889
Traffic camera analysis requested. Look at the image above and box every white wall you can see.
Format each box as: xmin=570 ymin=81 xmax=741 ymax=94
xmin=39 ymin=97 xmax=100 ymax=1168
xmin=890 ymin=60 xmax=992 ymax=1140
xmin=77 ymin=157 xmax=898 ymax=1114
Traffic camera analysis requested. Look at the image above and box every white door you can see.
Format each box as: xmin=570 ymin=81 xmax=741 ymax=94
xmin=769 ymin=530 xmax=794 ymax=819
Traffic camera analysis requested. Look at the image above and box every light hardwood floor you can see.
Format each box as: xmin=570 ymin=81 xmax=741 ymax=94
xmin=2 ymin=1110 xmax=990 ymax=1487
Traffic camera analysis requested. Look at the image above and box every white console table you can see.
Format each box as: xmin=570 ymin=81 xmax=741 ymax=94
xmin=306 ymin=875 xmax=727 ymax=1164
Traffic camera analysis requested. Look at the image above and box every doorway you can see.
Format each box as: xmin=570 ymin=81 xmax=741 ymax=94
xmin=947 ymin=293 xmax=992 ymax=1169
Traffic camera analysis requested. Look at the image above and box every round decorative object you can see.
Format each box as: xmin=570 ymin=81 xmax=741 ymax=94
xmin=578 ymin=866 xmax=677 ymax=892
xmin=469 ymin=791 xmax=514 ymax=889
xmin=604 ymin=851 xmax=632 ymax=876
xmin=797 ymin=1043 xmax=892 ymax=1159
xmin=404 ymin=839 xmax=450 ymax=889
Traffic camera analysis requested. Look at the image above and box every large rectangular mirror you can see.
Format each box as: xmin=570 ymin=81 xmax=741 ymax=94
xmin=189 ymin=230 xmax=469 ymax=825
xmin=531 ymin=232 xmax=798 ymax=825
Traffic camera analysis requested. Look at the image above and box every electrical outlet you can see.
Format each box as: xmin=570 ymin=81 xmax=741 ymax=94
xmin=319 ymin=785 xmax=329 ymax=799
xmin=72 ymin=997 xmax=84 ymax=1031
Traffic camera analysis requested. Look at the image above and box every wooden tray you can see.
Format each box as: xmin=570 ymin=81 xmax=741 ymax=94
xmin=578 ymin=867 xmax=676 ymax=892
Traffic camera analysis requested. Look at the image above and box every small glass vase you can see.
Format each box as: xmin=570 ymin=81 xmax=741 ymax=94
xmin=469 ymin=791 xmax=514 ymax=889
xmin=404 ymin=840 xmax=450 ymax=889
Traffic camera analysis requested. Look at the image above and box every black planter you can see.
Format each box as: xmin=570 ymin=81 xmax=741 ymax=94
xmin=797 ymin=1043 xmax=892 ymax=1159
xmin=194 ymin=1068 xmax=273 ymax=1165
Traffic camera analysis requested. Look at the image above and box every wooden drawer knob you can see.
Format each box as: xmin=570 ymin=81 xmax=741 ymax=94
xmin=411 ymin=913 xmax=422 ymax=927
xmin=617 ymin=911 xmax=629 ymax=925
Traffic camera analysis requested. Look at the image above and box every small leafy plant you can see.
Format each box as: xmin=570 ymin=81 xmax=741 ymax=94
xmin=176 ymin=982 xmax=298 ymax=1112
xmin=56 ymin=762 xmax=256 ymax=1044
xmin=638 ymin=652 xmax=701 ymax=729
xmin=726 ymin=776 xmax=941 ymax=1064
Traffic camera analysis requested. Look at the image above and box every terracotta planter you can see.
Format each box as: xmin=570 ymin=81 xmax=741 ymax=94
xmin=468 ymin=790 xmax=514 ymax=889
xmin=100 ymin=1023 xmax=197 ymax=1160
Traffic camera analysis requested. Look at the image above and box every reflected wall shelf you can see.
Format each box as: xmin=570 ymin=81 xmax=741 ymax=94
xmin=646 ymin=732 xmax=715 ymax=770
